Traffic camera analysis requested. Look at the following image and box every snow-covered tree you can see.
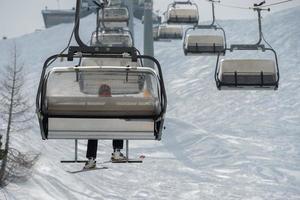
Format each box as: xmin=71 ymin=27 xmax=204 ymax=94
xmin=0 ymin=44 xmax=37 ymax=186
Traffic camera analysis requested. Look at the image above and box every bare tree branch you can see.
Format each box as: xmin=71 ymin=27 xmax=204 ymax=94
xmin=0 ymin=42 xmax=37 ymax=186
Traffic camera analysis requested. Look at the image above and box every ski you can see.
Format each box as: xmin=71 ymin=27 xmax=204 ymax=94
xmin=107 ymin=155 xmax=146 ymax=164
xmin=67 ymin=166 xmax=108 ymax=174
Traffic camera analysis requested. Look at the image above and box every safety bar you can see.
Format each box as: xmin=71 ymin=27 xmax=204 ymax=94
xmin=67 ymin=46 xmax=138 ymax=61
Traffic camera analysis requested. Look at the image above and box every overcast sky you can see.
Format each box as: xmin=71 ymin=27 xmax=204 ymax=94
xmin=0 ymin=0 xmax=299 ymax=38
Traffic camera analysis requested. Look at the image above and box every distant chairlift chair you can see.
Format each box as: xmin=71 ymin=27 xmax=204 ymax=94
xmin=98 ymin=7 xmax=130 ymax=28
xmin=165 ymin=0 xmax=199 ymax=25
xmin=158 ymin=24 xmax=183 ymax=40
xmin=90 ymin=29 xmax=134 ymax=47
xmin=183 ymin=0 xmax=226 ymax=55
xmin=183 ymin=25 xmax=226 ymax=55
xmin=108 ymin=0 xmax=123 ymax=7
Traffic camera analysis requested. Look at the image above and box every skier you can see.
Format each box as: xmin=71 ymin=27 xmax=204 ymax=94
xmin=84 ymin=84 xmax=126 ymax=169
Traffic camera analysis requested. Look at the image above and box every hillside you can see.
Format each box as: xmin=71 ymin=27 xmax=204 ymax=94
xmin=0 ymin=6 xmax=299 ymax=200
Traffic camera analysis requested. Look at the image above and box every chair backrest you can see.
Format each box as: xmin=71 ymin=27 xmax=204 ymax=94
xmin=186 ymin=35 xmax=224 ymax=45
xmin=169 ymin=8 xmax=198 ymax=17
xmin=219 ymin=59 xmax=276 ymax=74
xmin=109 ymin=0 xmax=122 ymax=6
xmin=91 ymin=32 xmax=133 ymax=47
xmin=159 ymin=25 xmax=183 ymax=35
xmin=167 ymin=2 xmax=199 ymax=22
xmin=100 ymin=7 xmax=129 ymax=21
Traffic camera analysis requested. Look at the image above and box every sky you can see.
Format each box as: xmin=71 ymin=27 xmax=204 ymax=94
xmin=0 ymin=0 xmax=299 ymax=38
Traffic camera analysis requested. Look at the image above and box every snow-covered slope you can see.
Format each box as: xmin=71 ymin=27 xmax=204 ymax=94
xmin=0 ymin=6 xmax=299 ymax=200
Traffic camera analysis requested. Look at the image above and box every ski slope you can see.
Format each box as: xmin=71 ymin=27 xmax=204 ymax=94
xmin=0 ymin=6 xmax=300 ymax=200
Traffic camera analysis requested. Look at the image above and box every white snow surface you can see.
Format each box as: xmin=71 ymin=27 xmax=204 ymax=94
xmin=0 ymin=6 xmax=300 ymax=200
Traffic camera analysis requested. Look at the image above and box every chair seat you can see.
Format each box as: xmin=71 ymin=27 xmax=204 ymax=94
xmin=48 ymin=118 xmax=156 ymax=140
xmin=47 ymin=96 xmax=161 ymax=117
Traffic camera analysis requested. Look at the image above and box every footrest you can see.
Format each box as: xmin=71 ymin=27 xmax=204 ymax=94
xmin=61 ymin=160 xmax=88 ymax=163
xmin=111 ymin=159 xmax=143 ymax=163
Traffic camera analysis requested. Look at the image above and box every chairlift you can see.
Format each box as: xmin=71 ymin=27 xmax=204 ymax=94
xmin=215 ymin=45 xmax=279 ymax=90
xmin=93 ymin=1 xmax=128 ymax=28
xmin=183 ymin=0 xmax=226 ymax=55
xmin=99 ymin=7 xmax=129 ymax=24
xmin=158 ymin=24 xmax=183 ymax=40
xmin=165 ymin=0 xmax=199 ymax=25
xmin=108 ymin=0 xmax=122 ymax=7
xmin=37 ymin=0 xmax=167 ymax=163
xmin=90 ymin=29 xmax=134 ymax=47
xmin=37 ymin=61 xmax=166 ymax=140
xmin=183 ymin=25 xmax=226 ymax=55
xmin=215 ymin=5 xmax=279 ymax=90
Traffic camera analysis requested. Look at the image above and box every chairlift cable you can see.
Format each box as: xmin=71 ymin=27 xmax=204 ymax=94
xmin=261 ymin=0 xmax=293 ymax=7
xmin=215 ymin=3 xmax=252 ymax=10
xmin=215 ymin=0 xmax=293 ymax=10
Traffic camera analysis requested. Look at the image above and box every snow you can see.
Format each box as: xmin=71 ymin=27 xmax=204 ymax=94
xmin=0 ymin=6 xmax=300 ymax=200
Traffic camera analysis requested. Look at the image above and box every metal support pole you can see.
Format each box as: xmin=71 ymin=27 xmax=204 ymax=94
xmin=75 ymin=139 xmax=78 ymax=162
xmin=143 ymin=0 xmax=154 ymax=68
xmin=126 ymin=140 xmax=129 ymax=162
xmin=211 ymin=1 xmax=216 ymax=26
xmin=96 ymin=8 xmax=100 ymax=43
xmin=125 ymin=0 xmax=135 ymax=39
xmin=256 ymin=9 xmax=263 ymax=45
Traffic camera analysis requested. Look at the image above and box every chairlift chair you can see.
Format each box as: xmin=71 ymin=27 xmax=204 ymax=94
xmin=108 ymin=0 xmax=123 ymax=7
xmin=36 ymin=54 xmax=167 ymax=141
xmin=215 ymin=45 xmax=279 ymax=90
xmin=183 ymin=25 xmax=226 ymax=55
xmin=158 ymin=24 xmax=183 ymax=40
xmin=90 ymin=29 xmax=134 ymax=47
xmin=99 ymin=7 xmax=129 ymax=24
xmin=37 ymin=0 xmax=167 ymax=163
xmin=165 ymin=1 xmax=199 ymax=25
xmin=215 ymin=6 xmax=280 ymax=90
xmin=182 ymin=0 xmax=227 ymax=55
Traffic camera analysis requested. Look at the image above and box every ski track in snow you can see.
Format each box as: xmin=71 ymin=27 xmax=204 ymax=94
xmin=0 ymin=6 xmax=300 ymax=200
